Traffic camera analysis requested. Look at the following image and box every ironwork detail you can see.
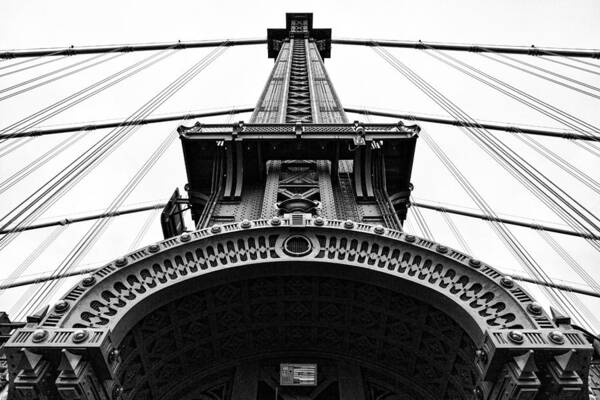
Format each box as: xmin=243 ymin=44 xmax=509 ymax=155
xmin=3 ymin=12 xmax=598 ymax=400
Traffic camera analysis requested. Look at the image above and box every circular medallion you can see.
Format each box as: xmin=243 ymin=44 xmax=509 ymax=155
xmin=283 ymin=235 xmax=312 ymax=257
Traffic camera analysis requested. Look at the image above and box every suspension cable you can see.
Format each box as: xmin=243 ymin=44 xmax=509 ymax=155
xmin=410 ymin=201 xmax=600 ymax=240
xmin=0 ymin=203 xmax=167 ymax=234
xmin=0 ymin=38 xmax=264 ymax=59
xmin=0 ymin=225 xmax=67 ymax=295
xmin=0 ymin=107 xmax=253 ymax=139
xmin=514 ymin=134 xmax=600 ymax=195
xmin=479 ymin=52 xmax=600 ymax=99
xmin=539 ymin=49 xmax=600 ymax=69
xmin=349 ymin=107 xmax=600 ymax=196
xmin=421 ymin=47 xmax=600 ymax=157
xmin=439 ymin=210 xmax=473 ymax=255
xmin=409 ymin=195 xmax=435 ymax=240
xmin=14 ymin=48 xmax=227 ymax=317
xmin=344 ymin=107 xmax=600 ymax=141
xmin=414 ymin=47 xmax=600 ymax=245
xmin=0 ymin=55 xmax=67 ymax=78
xmin=0 ymin=48 xmax=176 ymax=158
xmin=0 ymin=52 xmax=122 ymax=102
xmin=0 ymin=45 xmax=227 ymax=256
xmin=333 ymin=38 xmax=600 ymax=58
xmin=539 ymin=56 xmax=600 ymax=77
xmin=0 ymin=47 xmax=176 ymax=142
xmin=17 ymin=125 xmax=180 ymax=317
xmin=16 ymin=130 xmax=178 ymax=318
xmin=373 ymin=45 xmax=586 ymax=320
xmin=128 ymin=208 xmax=162 ymax=252
xmin=0 ymin=49 xmax=67 ymax=70
xmin=0 ymin=133 xmax=85 ymax=194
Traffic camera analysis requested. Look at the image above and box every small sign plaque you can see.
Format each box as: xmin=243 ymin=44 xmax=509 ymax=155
xmin=280 ymin=363 xmax=317 ymax=386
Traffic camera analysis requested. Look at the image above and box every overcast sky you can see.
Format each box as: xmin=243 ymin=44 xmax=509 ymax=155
xmin=0 ymin=0 xmax=599 ymax=330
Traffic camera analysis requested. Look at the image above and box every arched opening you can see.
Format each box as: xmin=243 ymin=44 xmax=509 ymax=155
xmin=37 ymin=223 xmax=561 ymax=400
xmin=114 ymin=263 xmax=479 ymax=400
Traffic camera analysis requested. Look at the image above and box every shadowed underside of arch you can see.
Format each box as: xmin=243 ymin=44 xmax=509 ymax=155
xmin=116 ymin=270 xmax=479 ymax=400
xmin=3 ymin=219 xmax=595 ymax=400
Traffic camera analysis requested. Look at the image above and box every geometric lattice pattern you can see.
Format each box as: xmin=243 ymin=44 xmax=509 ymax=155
xmin=285 ymin=17 xmax=312 ymax=123
xmin=285 ymin=37 xmax=312 ymax=123
xmin=116 ymin=276 xmax=478 ymax=400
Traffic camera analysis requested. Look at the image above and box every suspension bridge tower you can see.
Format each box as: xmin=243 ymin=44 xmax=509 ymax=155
xmin=1 ymin=13 xmax=599 ymax=400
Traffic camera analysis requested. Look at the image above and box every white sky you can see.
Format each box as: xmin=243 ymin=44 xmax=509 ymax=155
xmin=0 ymin=0 xmax=599 ymax=330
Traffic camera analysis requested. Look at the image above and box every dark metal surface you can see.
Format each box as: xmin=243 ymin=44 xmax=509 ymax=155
xmin=160 ymin=188 xmax=186 ymax=239
xmin=179 ymin=122 xmax=418 ymax=226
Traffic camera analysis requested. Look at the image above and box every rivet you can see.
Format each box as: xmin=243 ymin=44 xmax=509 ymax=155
xmin=270 ymin=216 xmax=282 ymax=226
xmin=211 ymin=225 xmax=222 ymax=234
xmin=240 ymin=219 xmax=252 ymax=229
xmin=507 ymin=330 xmax=524 ymax=344
xmin=31 ymin=329 xmax=48 ymax=343
xmin=469 ymin=258 xmax=481 ymax=268
xmin=109 ymin=349 xmax=120 ymax=363
xmin=54 ymin=300 xmax=70 ymax=313
xmin=72 ymin=329 xmax=89 ymax=344
xmin=475 ymin=349 xmax=488 ymax=364
xmin=115 ymin=257 xmax=128 ymax=267
xmin=82 ymin=276 xmax=96 ymax=287
xmin=344 ymin=220 xmax=354 ymax=229
xmin=373 ymin=225 xmax=385 ymax=234
xmin=180 ymin=233 xmax=191 ymax=242
xmin=500 ymin=276 xmax=515 ymax=288
xmin=436 ymin=244 xmax=448 ymax=254
xmin=404 ymin=234 xmax=416 ymax=243
xmin=548 ymin=330 xmax=565 ymax=345
xmin=112 ymin=385 xmax=124 ymax=399
xmin=148 ymin=244 xmax=160 ymax=253
xmin=313 ymin=217 xmax=324 ymax=226
xmin=527 ymin=302 xmax=542 ymax=315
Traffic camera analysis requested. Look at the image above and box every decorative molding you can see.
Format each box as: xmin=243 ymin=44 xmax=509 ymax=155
xmin=40 ymin=218 xmax=550 ymax=342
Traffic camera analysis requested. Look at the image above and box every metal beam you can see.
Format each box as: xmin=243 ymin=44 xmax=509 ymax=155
xmin=332 ymin=38 xmax=600 ymax=59
xmin=411 ymin=201 xmax=600 ymax=240
xmin=0 ymin=108 xmax=254 ymax=139
xmin=344 ymin=107 xmax=600 ymax=141
xmin=0 ymin=39 xmax=266 ymax=59
xmin=0 ymin=203 xmax=167 ymax=234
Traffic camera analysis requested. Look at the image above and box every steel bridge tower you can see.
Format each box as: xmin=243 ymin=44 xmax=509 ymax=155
xmin=1 ymin=13 xmax=599 ymax=400
xmin=177 ymin=13 xmax=416 ymax=233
